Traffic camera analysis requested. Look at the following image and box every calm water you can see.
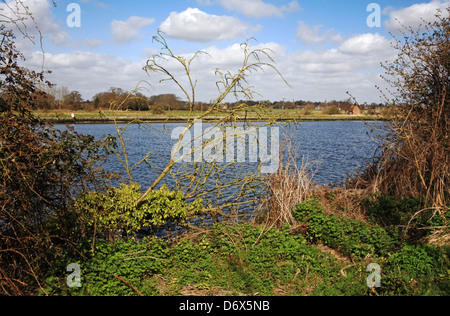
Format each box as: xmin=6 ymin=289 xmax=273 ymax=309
xmin=56 ymin=121 xmax=379 ymax=235
xmin=57 ymin=121 xmax=379 ymax=187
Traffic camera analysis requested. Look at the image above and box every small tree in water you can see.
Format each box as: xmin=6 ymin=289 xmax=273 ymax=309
xmin=103 ymin=30 xmax=291 ymax=221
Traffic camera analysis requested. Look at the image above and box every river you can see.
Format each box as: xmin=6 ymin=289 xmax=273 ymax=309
xmin=56 ymin=120 xmax=380 ymax=235
xmin=58 ymin=120 xmax=379 ymax=188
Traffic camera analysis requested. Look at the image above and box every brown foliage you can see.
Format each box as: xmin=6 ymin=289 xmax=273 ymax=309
xmin=0 ymin=28 xmax=113 ymax=295
xmin=256 ymin=138 xmax=316 ymax=228
xmin=349 ymin=8 xmax=449 ymax=242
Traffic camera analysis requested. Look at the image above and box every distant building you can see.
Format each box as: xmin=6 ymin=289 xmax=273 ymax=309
xmin=348 ymin=105 xmax=361 ymax=115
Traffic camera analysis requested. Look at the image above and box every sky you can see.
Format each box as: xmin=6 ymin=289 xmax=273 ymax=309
xmin=3 ymin=0 xmax=450 ymax=103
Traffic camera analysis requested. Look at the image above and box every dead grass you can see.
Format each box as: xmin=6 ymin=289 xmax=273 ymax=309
xmin=256 ymin=138 xmax=317 ymax=228
xmin=152 ymin=275 xmax=249 ymax=296
xmin=179 ymin=284 xmax=248 ymax=297
xmin=314 ymin=186 xmax=369 ymax=222
xmin=426 ymin=228 xmax=450 ymax=247
xmin=315 ymin=244 xmax=351 ymax=263
xmin=255 ymin=136 xmax=376 ymax=228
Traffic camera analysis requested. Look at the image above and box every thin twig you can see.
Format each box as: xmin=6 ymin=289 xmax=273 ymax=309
xmin=114 ymin=275 xmax=144 ymax=296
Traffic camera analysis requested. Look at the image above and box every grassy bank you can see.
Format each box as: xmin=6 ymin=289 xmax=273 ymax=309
xmin=41 ymin=192 xmax=449 ymax=297
xmin=33 ymin=109 xmax=384 ymax=123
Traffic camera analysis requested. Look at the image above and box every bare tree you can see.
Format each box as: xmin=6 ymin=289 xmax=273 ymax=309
xmin=353 ymin=7 xmax=449 ymax=245
xmin=136 ymin=32 xmax=289 ymax=211
xmin=102 ymin=30 xmax=291 ymax=221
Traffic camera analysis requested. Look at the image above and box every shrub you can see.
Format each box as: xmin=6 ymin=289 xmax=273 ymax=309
xmin=363 ymin=195 xmax=417 ymax=226
xmin=323 ymin=105 xmax=340 ymax=115
xmin=387 ymin=245 xmax=433 ymax=277
xmin=294 ymin=198 xmax=399 ymax=257
xmin=74 ymin=183 xmax=204 ymax=240
xmin=377 ymin=244 xmax=450 ymax=296
xmin=204 ymin=223 xmax=338 ymax=295
xmin=358 ymin=8 xmax=449 ymax=222
xmin=151 ymin=104 xmax=165 ymax=115
xmin=0 ymin=27 xmax=114 ymax=295
xmin=363 ymin=194 xmax=449 ymax=241
xmin=347 ymin=8 xmax=450 ymax=247
xmin=45 ymin=238 xmax=169 ymax=296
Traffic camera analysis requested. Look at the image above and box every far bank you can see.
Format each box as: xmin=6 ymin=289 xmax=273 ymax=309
xmin=33 ymin=109 xmax=388 ymax=124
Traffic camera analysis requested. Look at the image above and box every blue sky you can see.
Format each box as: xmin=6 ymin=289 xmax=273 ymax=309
xmin=50 ymin=0 xmax=390 ymax=56
xmin=5 ymin=0 xmax=449 ymax=103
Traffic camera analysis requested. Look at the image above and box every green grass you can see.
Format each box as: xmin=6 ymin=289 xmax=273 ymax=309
xmin=33 ymin=109 xmax=382 ymax=123
xmin=44 ymin=224 xmax=363 ymax=296
xmin=40 ymin=196 xmax=449 ymax=296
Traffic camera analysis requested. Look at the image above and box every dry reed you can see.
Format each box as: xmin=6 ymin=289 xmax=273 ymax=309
xmin=256 ymin=138 xmax=317 ymax=228
xmin=346 ymin=10 xmax=449 ymax=244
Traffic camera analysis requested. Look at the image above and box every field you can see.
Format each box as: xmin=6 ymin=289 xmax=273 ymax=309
xmin=33 ymin=109 xmax=384 ymax=123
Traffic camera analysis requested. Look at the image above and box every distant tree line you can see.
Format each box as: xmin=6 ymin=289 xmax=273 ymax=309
xmin=5 ymin=85 xmax=387 ymax=113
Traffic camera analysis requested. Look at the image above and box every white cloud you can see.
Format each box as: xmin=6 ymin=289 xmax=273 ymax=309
xmin=296 ymin=21 xmax=343 ymax=45
xmin=27 ymin=33 xmax=396 ymax=103
xmin=0 ymin=0 xmax=107 ymax=52
xmin=25 ymin=41 xmax=288 ymax=102
xmin=111 ymin=16 xmax=155 ymax=44
xmin=217 ymin=0 xmax=300 ymax=18
xmin=384 ymin=0 xmax=450 ymax=33
xmin=339 ymin=33 xmax=391 ymax=55
xmin=139 ymin=36 xmax=392 ymax=103
xmin=191 ymin=41 xmax=286 ymax=76
xmin=21 ymin=21 xmax=396 ymax=105
xmin=154 ymin=41 xmax=287 ymax=102
xmin=0 ymin=0 xmax=70 ymax=48
xmin=196 ymin=0 xmax=215 ymax=5
xmin=6 ymin=0 xmax=409 ymax=105
xmin=27 ymin=51 xmax=147 ymax=99
xmin=160 ymin=8 xmax=254 ymax=42
xmin=292 ymin=33 xmax=394 ymax=75
xmin=285 ymin=33 xmax=396 ymax=102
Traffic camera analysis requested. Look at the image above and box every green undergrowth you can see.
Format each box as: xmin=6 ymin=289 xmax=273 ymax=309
xmin=292 ymin=196 xmax=449 ymax=295
xmin=41 ymin=195 xmax=449 ymax=296
xmin=294 ymin=197 xmax=401 ymax=258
